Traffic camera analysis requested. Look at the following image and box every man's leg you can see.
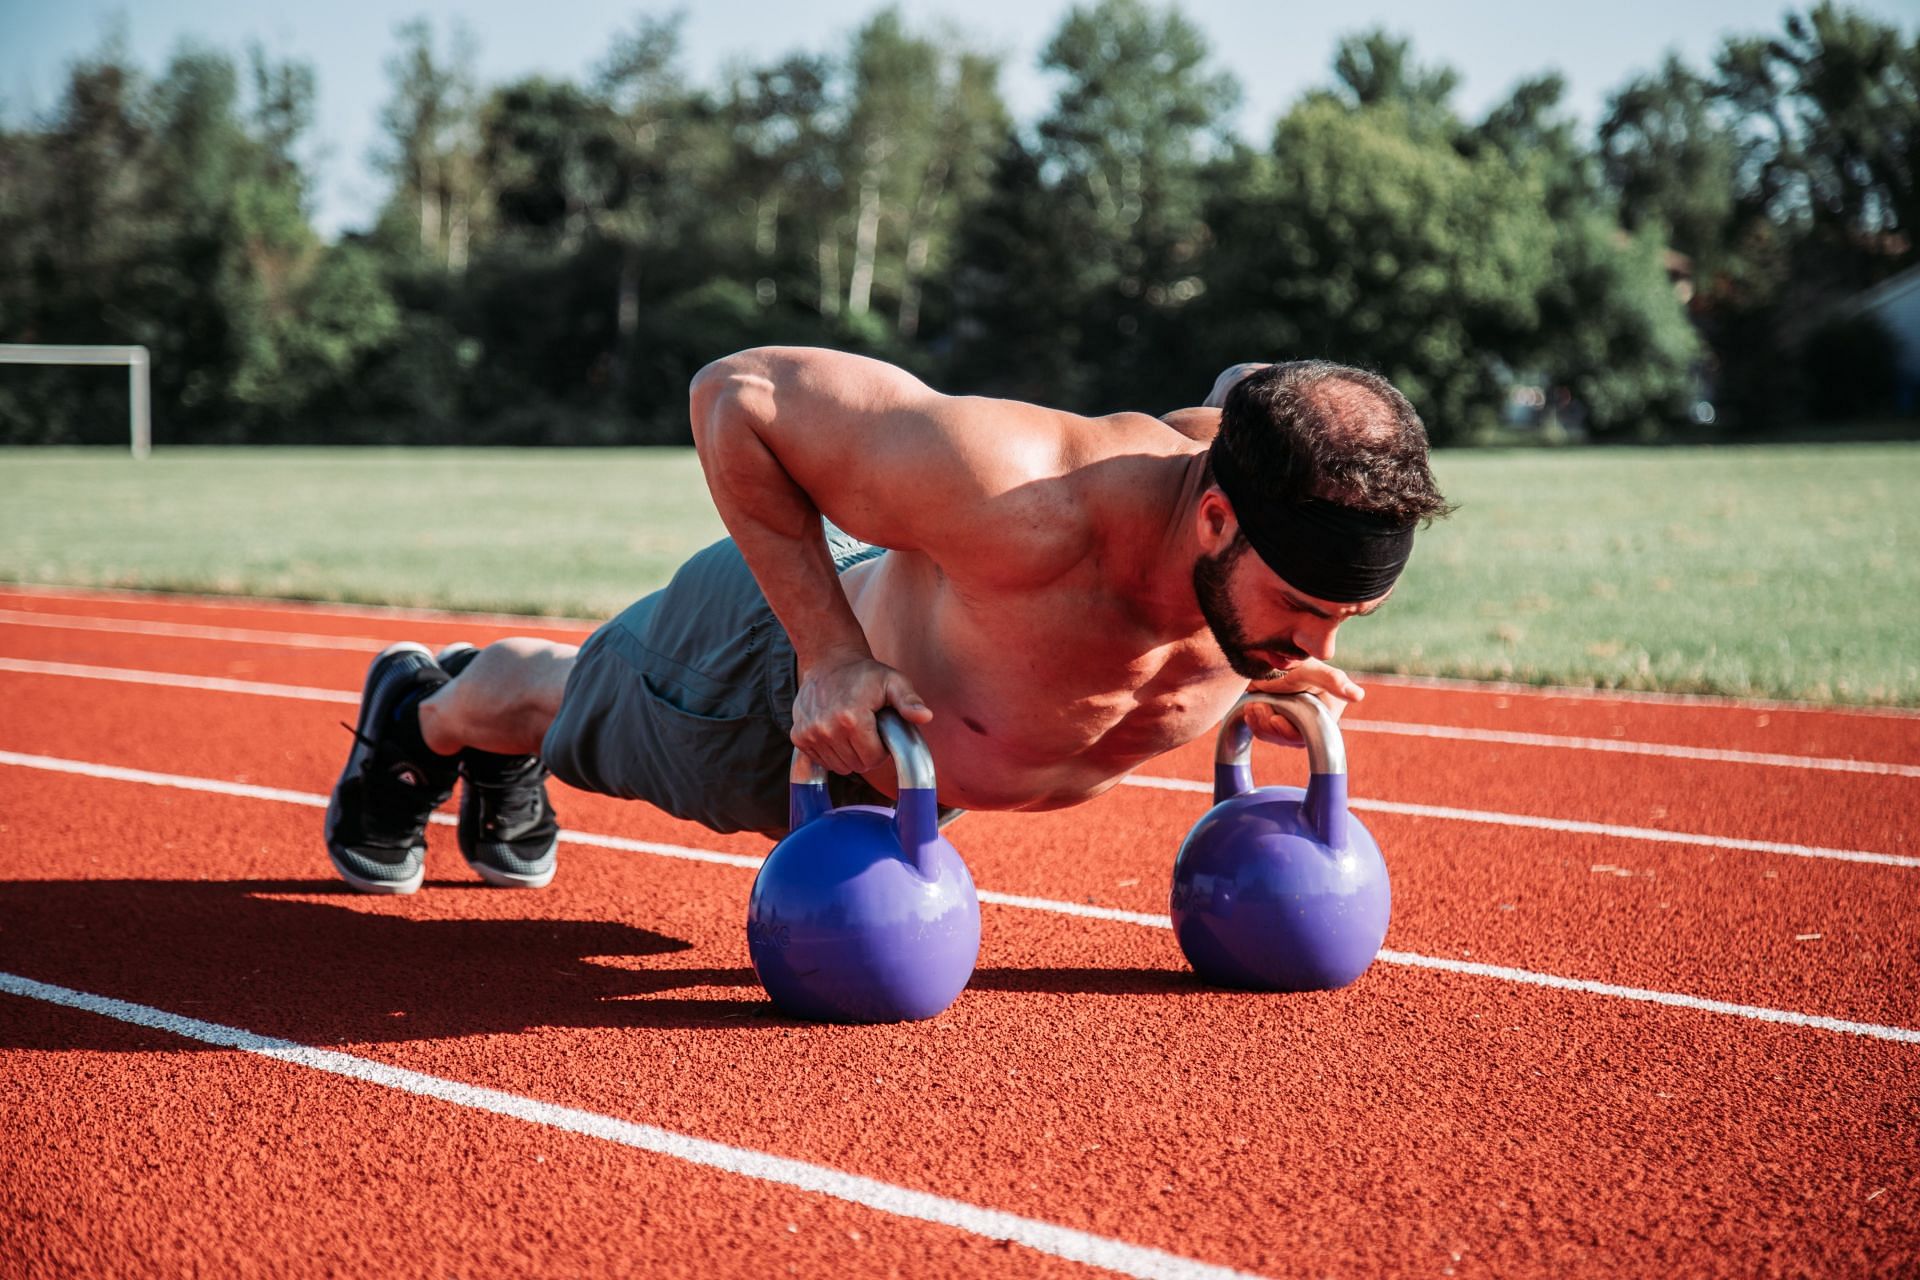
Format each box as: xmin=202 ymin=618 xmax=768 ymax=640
xmin=323 ymin=638 xmax=577 ymax=895
xmin=417 ymin=638 xmax=578 ymax=757
xmin=421 ymin=639 xmax=577 ymax=890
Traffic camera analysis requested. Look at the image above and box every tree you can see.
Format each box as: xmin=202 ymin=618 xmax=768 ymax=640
xmin=895 ymin=48 xmax=1008 ymax=340
xmin=948 ymin=138 xmax=1099 ymax=403
xmin=0 ymin=37 xmax=159 ymax=441
xmin=818 ymin=11 xmax=1009 ymax=337
xmin=714 ymin=54 xmax=840 ymax=312
xmin=956 ymin=0 xmax=1237 ymax=409
xmin=1600 ymin=56 xmax=1743 ymax=271
xmin=1326 ymin=29 xmax=1461 ymax=139
xmin=1471 ymin=72 xmax=1598 ymax=217
xmin=1474 ymin=72 xmax=1701 ymax=435
xmin=0 ymin=39 xmax=396 ymax=442
xmin=592 ymin=15 xmax=715 ymax=399
xmin=1754 ymin=3 xmax=1919 ymax=276
xmin=1199 ymin=97 xmax=1554 ymax=442
xmin=1528 ymin=216 xmax=1701 ymax=436
xmin=839 ymin=11 xmax=939 ymax=321
xmin=373 ymin=19 xmax=484 ymax=269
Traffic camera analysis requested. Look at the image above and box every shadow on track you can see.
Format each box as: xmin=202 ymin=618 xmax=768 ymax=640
xmin=0 ymin=879 xmax=1250 ymax=1052
xmin=0 ymin=878 xmax=768 ymax=1048
xmin=969 ymin=966 xmax=1214 ymax=996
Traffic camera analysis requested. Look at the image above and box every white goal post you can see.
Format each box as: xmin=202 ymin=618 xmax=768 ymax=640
xmin=0 ymin=343 xmax=152 ymax=459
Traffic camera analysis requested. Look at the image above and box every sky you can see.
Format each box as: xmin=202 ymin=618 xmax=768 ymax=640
xmin=6 ymin=0 xmax=1917 ymax=239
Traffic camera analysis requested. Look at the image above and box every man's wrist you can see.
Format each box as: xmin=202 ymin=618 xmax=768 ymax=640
xmin=796 ymin=640 xmax=874 ymax=680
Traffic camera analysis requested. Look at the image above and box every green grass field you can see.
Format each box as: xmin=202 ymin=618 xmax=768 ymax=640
xmin=4 ymin=444 xmax=1916 ymax=705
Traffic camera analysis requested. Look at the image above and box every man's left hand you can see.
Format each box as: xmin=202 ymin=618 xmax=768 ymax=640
xmin=1243 ymin=660 xmax=1364 ymax=747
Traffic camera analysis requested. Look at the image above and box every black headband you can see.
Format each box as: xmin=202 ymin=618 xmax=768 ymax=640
xmin=1209 ymin=443 xmax=1416 ymax=603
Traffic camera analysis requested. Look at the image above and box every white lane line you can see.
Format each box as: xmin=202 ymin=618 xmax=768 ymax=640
xmin=0 ymin=658 xmax=358 ymax=703
xmin=1116 ymin=775 xmax=1919 ymax=869
xmin=3 ymin=649 xmax=1913 ymax=867
xmin=0 ymin=607 xmax=389 ymax=652
xmin=5 ymin=661 xmax=1917 ymax=866
xmin=976 ymin=890 xmax=1174 ymax=930
xmin=1344 ymin=718 xmax=1920 ymax=778
xmin=1363 ymin=671 xmax=1920 ymax=718
xmin=0 ymin=584 xmax=601 ymax=630
xmin=4 ymin=749 xmax=1916 ymax=1045
xmin=0 ymin=971 xmax=1263 ymax=1280
xmin=30 ymin=747 xmax=1905 ymax=881
xmin=2 ymin=751 xmax=336 ymax=808
xmin=10 ymin=583 xmax=1918 ymax=719
xmin=1374 ymin=951 xmax=1920 ymax=1044
xmin=6 ymin=647 xmax=1915 ymax=777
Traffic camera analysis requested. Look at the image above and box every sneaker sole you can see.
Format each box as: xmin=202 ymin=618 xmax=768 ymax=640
xmin=326 ymin=842 xmax=426 ymax=895
xmin=464 ymin=856 xmax=557 ymax=890
xmin=324 ymin=641 xmax=437 ymax=895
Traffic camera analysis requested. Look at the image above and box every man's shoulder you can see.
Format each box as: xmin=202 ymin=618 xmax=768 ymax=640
xmin=1157 ymin=407 xmax=1221 ymax=443
xmin=858 ymin=399 xmax=1192 ymax=593
xmin=909 ymin=415 xmax=1127 ymax=593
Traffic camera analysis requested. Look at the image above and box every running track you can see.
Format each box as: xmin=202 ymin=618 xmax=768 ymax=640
xmin=1 ymin=585 xmax=1914 ymax=1278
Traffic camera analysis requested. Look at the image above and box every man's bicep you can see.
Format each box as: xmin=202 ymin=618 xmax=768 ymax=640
xmin=696 ymin=346 xmax=1085 ymax=578
xmin=695 ymin=347 xmax=954 ymax=538
xmin=775 ymin=387 xmax=1080 ymax=578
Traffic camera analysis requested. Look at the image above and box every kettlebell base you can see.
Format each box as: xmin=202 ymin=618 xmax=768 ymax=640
xmin=1178 ymin=954 xmax=1379 ymax=994
xmin=748 ymin=806 xmax=981 ymax=1025
xmin=756 ymin=986 xmax=965 ymax=1025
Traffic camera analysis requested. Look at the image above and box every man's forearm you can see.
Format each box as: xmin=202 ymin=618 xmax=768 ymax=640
xmin=689 ymin=358 xmax=872 ymax=675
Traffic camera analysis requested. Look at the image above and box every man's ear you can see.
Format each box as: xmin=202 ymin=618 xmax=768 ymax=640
xmin=1196 ymin=486 xmax=1238 ymax=553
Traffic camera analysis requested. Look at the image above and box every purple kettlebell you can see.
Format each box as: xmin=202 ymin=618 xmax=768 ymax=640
xmin=746 ymin=710 xmax=980 ymax=1023
xmin=1170 ymin=692 xmax=1390 ymax=991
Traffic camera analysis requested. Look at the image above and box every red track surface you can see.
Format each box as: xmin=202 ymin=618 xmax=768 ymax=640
xmin=2 ymin=586 xmax=1916 ymax=1277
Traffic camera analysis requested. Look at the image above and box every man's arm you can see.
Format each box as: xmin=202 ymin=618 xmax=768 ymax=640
xmin=688 ymin=347 xmax=1086 ymax=775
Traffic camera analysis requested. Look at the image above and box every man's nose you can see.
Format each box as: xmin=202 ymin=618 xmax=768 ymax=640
xmin=1295 ymin=621 xmax=1338 ymax=662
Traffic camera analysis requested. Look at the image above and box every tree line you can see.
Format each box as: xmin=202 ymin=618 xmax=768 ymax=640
xmin=1 ymin=0 xmax=1913 ymax=446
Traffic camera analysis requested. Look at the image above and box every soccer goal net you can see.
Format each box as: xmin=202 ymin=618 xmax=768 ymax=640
xmin=0 ymin=343 xmax=152 ymax=458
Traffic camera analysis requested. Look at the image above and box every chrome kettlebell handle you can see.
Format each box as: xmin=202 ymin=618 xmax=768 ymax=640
xmin=1214 ymin=691 xmax=1347 ymax=776
xmin=1212 ymin=692 xmax=1351 ymax=848
xmin=791 ymin=710 xmax=936 ymax=791
xmin=789 ymin=710 xmax=941 ymax=865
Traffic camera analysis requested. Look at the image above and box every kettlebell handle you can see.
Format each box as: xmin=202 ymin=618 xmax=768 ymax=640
xmin=789 ymin=710 xmax=943 ymax=871
xmin=1213 ymin=692 xmax=1351 ymax=849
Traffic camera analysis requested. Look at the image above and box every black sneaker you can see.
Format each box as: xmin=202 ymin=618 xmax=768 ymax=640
xmin=437 ymin=644 xmax=560 ymax=889
xmin=325 ymin=643 xmax=459 ymax=894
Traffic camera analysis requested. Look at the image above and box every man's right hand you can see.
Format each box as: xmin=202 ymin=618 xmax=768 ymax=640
xmin=791 ymin=655 xmax=934 ymax=777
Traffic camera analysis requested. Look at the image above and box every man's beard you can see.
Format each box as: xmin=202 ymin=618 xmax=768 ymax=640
xmin=1193 ymin=537 xmax=1304 ymax=681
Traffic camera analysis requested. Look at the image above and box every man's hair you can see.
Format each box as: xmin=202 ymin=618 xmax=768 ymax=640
xmin=1209 ymin=361 xmax=1454 ymax=526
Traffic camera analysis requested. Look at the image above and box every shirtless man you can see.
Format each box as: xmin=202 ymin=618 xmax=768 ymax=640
xmin=322 ymin=351 xmax=1450 ymax=894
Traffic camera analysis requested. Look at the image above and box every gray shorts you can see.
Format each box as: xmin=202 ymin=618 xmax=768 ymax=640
xmin=542 ymin=530 xmax=893 ymax=836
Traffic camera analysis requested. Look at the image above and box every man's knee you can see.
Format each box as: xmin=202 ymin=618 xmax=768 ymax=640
xmin=469 ymin=639 xmax=575 ymax=714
